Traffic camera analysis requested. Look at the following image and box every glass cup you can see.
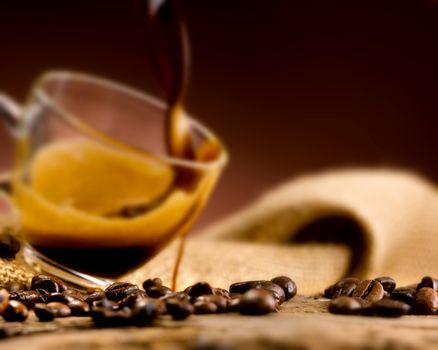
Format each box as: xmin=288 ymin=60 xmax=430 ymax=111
xmin=0 ymin=71 xmax=227 ymax=289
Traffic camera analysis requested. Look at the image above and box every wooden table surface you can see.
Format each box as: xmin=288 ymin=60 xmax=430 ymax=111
xmin=1 ymin=295 xmax=437 ymax=350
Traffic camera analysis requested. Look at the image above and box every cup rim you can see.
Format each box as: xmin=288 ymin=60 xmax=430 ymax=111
xmin=32 ymin=70 xmax=228 ymax=171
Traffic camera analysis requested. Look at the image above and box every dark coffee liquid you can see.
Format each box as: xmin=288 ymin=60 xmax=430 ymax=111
xmin=34 ymin=245 xmax=161 ymax=278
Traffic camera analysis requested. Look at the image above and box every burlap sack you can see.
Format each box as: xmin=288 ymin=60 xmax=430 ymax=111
xmin=127 ymin=168 xmax=438 ymax=293
xmin=2 ymin=168 xmax=438 ymax=294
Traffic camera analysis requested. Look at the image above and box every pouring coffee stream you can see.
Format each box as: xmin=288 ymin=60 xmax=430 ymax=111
xmin=145 ymin=0 xmax=208 ymax=290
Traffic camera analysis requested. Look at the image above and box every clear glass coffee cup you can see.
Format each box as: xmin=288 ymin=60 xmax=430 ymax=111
xmin=0 ymin=71 xmax=227 ymax=289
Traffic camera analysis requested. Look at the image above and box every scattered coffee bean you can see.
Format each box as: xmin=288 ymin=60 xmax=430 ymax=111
xmin=271 ymin=276 xmax=297 ymax=301
xmin=31 ymin=275 xmax=65 ymax=293
xmin=239 ymin=289 xmax=277 ymax=316
xmin=68 ymin=299 xmax=90 ymax=316
xmin=105 ymin=282 xmax=139 ymax=302
xmin=34 ymin=303 xmax=54 ymax=321
xmin=118 ymin=291 xmax=145 ymax=309
xmin=9 ymin=290 xmax=40 ymax=309
xmin=62 ymin=289 xmax=86 ymax=301
xmin=374 ymin=277 xmax=396 ymax=293
xmin=196 ymin=295 xmax=228 ymax=313
xmin=229 ymin=281 xmax=264 ymax=295
xmin=412 ymin=287 xmax=438 ymax=315
xmin=194 ymin=300 xmax=218 ymax=314
xmin=185 ymin=282 xmax=214 ymax=298
xmin=324 ymin=278 xmax=360 ymax=299
xmin=166 ymin=298 xmax=194 ymax=320
xmin=130 ymin=299 xmax=159 ymax=325
xmin=0 ymin=289 xmax=9 ymax=314
xmin=229 ymin=280 xmax=286 ymax=305
xmin=212 ymin=288 xmax=231 ymax=299
xmin=2 ymin=300 xmax=28 ymax=322
xmin=146 ymin=286 xmax=173 ymax=298
xmin=257 ymin=282 xmax=285 ymax=305
xmin=390 ymin=287 xmax=416 ymax=305
xmin=142 ymin=277 xmax=162 ymax=290
xmin=417 ymin=276 xmax=438 ymax=292
xmin=0 ymin=232 xmax=20 ymax=260
xmin=352 ymin=280 xmax=384 ymax=302
xmin=85 ymin=291 xmax=105 ymax=305
xmin=329 ymin=296 xmax=363 ymax=315
xmin=362 ymin=299 xmax=410 ymax=318
xmin=227 ymin=297 xmax=241 ymax=312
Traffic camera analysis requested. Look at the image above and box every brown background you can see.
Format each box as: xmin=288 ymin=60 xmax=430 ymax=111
xmin=1 ymin=0 xmax=438 ymax=229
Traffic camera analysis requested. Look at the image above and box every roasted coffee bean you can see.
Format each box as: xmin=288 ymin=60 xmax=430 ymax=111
xmin=271 ymin=276 xmax=297 ymax=301
xmin=68 ymin=299 xmax=90 ymax=316
xmin=45 ymin=302 xmax=71 ymax=317
xmin=331 ymin=278 xmax=361 ymax=298
xmin=2 ymin=300 xmax=28 ymax=322
xmin=229 ymin=281 xmax=265 ymax=295
xmin=161 ymin=291 xmax=192 ymax=303
xmin=92 ymin=307 xmax=132 ymax=327
xmin=118 ymin=291 xmax=145 ymax=309
xmin=130 ymin=299 xmax=159 ymax=325
xmin=331 ymin=281 xmax=357 ymax=298
xmin=374 ymin=277 xmax=396 ymax=293
xmin=34 ymin=303 xmax=55 ymax=321
xmin=31 ymin=275 xmax=65 ymax=293
xmin=166 ymin=298 xmax=194 ymax=320
xmin=9 ymin=290 xmax=40 ymax=309
xmin=0 ymin=289 xmax=9 ymax=314
xmin=142 ymin=278 xmax=163 ymax=290
xmin=194 ymin=300 xmax=218 ymax=314
xmin=62 ymin=289 xmax=86 ymax=301
xmin=390 ymin=287 xmax=416 ymax=305
xmin=46 ymin=293 xmax=71 ymax=304
xmin=257 ymin=282 xmax=285 ymax=305
xmin=229 ymin=281 xmax=285 ymax=305
xmin=328 ymin=296 xmax=363 ymax=315
xmin=212 ymin=288 xmax=231 ymax=299
xmin=5 ymin=282 xmax=27 ymax=293
xmin=417 ymin=276 xmax=438 ymax=292
xmin=185 ymin=282 xmax=214 ymax=298
xmin=362 ymin=299 xmax=410 ymax=317
xmin=227 ymin=297 xmax=241 ymax=312
xmin=352 ymin=280 xmax=384 ymax=302
xmin=105 ymin=282 xmax=139 ymax=301
xmin=196 ymin=295 xmax=228 ymax=313
xmin=324 ymin=278 xmax=360 ymax=299
xmin=0 ymin=232 xmax=20 ymax=260
xmin=411 ymin=287 xmax=438 ymax=315
xmin=146 ymin=286 xmax=173 ymax=298
xmin=239 ymin=289 xmax=277 ymax=316
xmin=86 ymin=291 xmax=105 ymax=305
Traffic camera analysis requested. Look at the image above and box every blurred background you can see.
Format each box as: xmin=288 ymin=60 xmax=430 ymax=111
xmin=1 ymin=0 xmax=438 ymax=229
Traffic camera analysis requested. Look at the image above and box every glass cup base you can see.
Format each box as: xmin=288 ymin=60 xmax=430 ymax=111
xmin=22 ymin=243 xmax=112 ymax=290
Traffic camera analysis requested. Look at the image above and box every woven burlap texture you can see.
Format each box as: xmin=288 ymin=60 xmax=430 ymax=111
xmin=128 ymin=168 xmax=438 ymax=293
